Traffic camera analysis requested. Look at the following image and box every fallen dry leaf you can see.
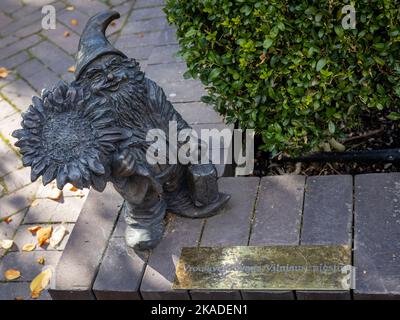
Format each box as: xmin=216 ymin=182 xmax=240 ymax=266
xmin=66 ymin=5 xmax=75 ymax=11
xmin=0 ymin=239 xmax=14 ymax=250
xmin=3 ymin=216 xmax=12 ymax=223
xmin=0 ymin=67 xmax=9 ymax=78
xmin=70 ymin=19 xmax=78 ymax=26
xmin=110 ymin=21 xmax=116 ymax=27
xmin=37 ymin=227 xmax=52 ymax=247
xmin=30 ymin=268 xmax=52 ymax=298
xmin=28 ymin=225 xmax=41 ymax=235
xmin=69 ymin=185 xmax=78 ymax=192
xmin=4 ymin=269 xmax=21 ymax=281
xmin=47 ymin=187 xmax=63 ymax=201
xmin=22 ymin=243 xmax=36 ymax=252
xmin=67 ymin=66 xmax=76 ymax=73
xmin=63 ymin=31 xmax=70 ymax=38
xmin=37 ymin=257 xmax=45 ymax=265
xmin=49 ymin=225 xmax=67 ymax=248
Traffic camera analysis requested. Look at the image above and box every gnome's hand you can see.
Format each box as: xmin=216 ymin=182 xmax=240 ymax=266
xmin=113 ymin=149 xmax=136 ymax=177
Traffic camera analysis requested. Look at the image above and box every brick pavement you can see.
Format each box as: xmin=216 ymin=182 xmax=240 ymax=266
xmin=0 ymin=0 xmax=226 ymax=300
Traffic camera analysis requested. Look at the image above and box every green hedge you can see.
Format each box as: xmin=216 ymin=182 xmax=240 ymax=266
xmin=164 ymin=0 xmax=400 ymax=156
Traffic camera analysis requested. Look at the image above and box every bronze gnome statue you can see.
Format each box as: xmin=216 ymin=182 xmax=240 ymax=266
xmin=12 ymin=11 xmax=230 ymax=250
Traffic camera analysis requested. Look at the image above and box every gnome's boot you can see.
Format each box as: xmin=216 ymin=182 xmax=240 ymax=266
xmin=123 ymin=197 xmax=166 ymax=250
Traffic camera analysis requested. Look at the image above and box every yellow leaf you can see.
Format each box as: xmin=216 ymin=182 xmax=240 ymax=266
xmin=37 ymin=257 xmax=45 ymax=265
xmin=49 ymin=225 xmax=67 ymax=248
xmin=3 ymin=216 xmax=12 ymax=223
xmin=67 ymin=66 xmax=76 ymax=73
xmin=30 ymin=268 xmax=52 ymax=298
xmin=66 ymin=5 xmax=75 ymax=11
xmin=37 ymin=227 xmax=52 ymax=247
xmin=0 ymin=239 xmax=14 ymax=250
xmin=70 ymin=19 xmax=78 ymax=26
xmin=4 ymin=269 xmax=21 ymax=281
xmin=0 ymin=67 xmax=9 ymax=78
xmin=63 ymin=31 xmax=70 ymax=38
xmin=27 ymin=225 xmax=41 ymax=235
xmin=22 ymin=243 xmax=36 ymax=252
xmin=69 ymin=185 xmax=78 ymax=192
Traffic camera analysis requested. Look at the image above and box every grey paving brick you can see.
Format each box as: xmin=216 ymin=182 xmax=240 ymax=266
xmin=1 ymin=79 xmax=38 ymax=111
xmin=3 ymin=166 xmax=32 ymax=193
xmin=14 ymin=20 xmax=43 ymax=38
xmin=174 ymin=102 xmax=223 ymax=125
xmin=130 ymin=6 xmax=165 ymax=21
xmin=118 ymin=45 xmax=154 ymax=61
xmin=16 ymin=59 xmax=44 ymax=79
xmin=242 ymin=175 xmax=305 ymax=300
xmin=64 ymin=0 xmax=109 ymax=17
xmin=124 ymin=16 xmax=168 ymax=35
xmin=29 ymin=41 xmax=75 ymax=75
xmin=24 ymin=196 xmax=86 ymax=223
xmin=0 ymin=51 xmax=30 ymax=70
xmin=1 ymin=0 xmax=24 ymax=14
xmin=49 ymin=185 xmax=122 ymax=299
xmin=112 ymin=1 xmax=134 ymax=15
xmin=0 ymin=251 xmax=61 ymax=282
xmin=0 ymin=34 xmax=41 ymax=59
xmin=10 ymin=223 xmax=74 ymax=252
xmin=0 ymin=282 xmax=51 ymax=300
xmin=0 ymin=99 xmax=18 ymax=119
xmin=157 ymin=28 xmax=178 ymax=46
xmin=354 ymin=173 xmax=400 ymax=299
xmin=23 ymin=66 xmax=60 ymax=92
xmin=0 ymin=11 xmax=13 ymax=30
xmin=0 ymin=209 xmax=27 ymax=239
xmin=116 ymin=31 xmax=168 ymax=48
xmin=41 ymin=26 xmax=79 ymax=55
xmin=0 ymin=11 xmax=42 ymax=38
xmin=93 ymin=237 xmax=148 ymax=300
xmin=147 ymin=44 xmax=181 ymax=65
xmin=191 ymin=177 xmax=259 ymax=300
xmin=140 ymin=215 xmax=203 ymax=300
xmin=296 ymin=175 xmax=353 ymax=300
xmin=0 ymin=148 xmax=22 ymax=177
xmin=0 ymin=183 xmax=38 ymax=215
xmin=0 ymin=35 xmax=19 ymax=49
xmin=56 ymin=8 xmax=89 ymax=35
xmin=134 ymin=0 xmax=165 ymax=9
xmin=0 ymin=111 xmax=24 ymax=146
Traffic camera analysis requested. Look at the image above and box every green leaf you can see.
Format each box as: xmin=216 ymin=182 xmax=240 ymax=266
xmin=387 ymin=112 xmax=400 ymax=121
xmin=328 ymin=121 xmax=335 ymax=134
xmin=316 ymin=58 xmax=327 ymax=72
xmin=208 ymin=68 xmax=222 ymax=82
xmin=263 ymin=38 xmax=273 ymax=50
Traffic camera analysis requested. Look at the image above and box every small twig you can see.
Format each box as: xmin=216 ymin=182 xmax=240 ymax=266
xmin=343 ymin=127 xmax=384 ymax=143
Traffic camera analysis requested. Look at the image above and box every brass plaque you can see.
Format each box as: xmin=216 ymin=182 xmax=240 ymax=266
xmin=173 ymin=245 xmax=352 ymax=290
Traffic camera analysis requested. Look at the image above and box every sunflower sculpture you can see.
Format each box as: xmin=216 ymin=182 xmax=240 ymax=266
xmin=12 ymin=81 xmax=126 ymax=191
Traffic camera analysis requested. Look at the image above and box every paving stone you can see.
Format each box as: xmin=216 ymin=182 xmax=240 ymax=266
xmin=0 ymin=34 xmax=41 ymax=59
xmin=0 ymin=111 xmax=24 ymax=146
xmin=1 ymin=0 xmax=24 ymax=14
xmin=41 ymin=26 xmax=79 ymax=55
xmin=0 ymin=99 xmax=18 ymax=119
xmin=49 ymin=185 xmax=122 ymax=299
xmin=0 ymin=11 xmax=42 ymax=38
xmin=147 ymin=44 xmax=181 ymax=65
xmin=134 ymin=0 xmax=165 ymax=9
xmin=0 ymin=183 xmax=37 ymax=215
xmin=35 ymin=181 xmax=88 ymax=199
xmin=3 ymin=166 xmax=32 ymax=193
xmin=174 ymin=102 xmax=223 ymax=125
xmin=354 ymin=173 xmax=400 ymax=299
xmin=0 ymin=35 xmax=19 ymax=49
xmin=16 ymin=59 xmax=44 ymax=78
xmin=124 ymin=16 xmax=168 ymax=34
xmin=0 ymin=148 xmax=22 ymax=177
xmin=10 ymin=223 xmax=74 ymax=252
xmin=157 ymin=28 xmax=178 ymax=46
xmin=29 ymin=40 xmax=75 ymax=75
xmin=93 ymin=237 xmax=148 ymax=300
xmin=118 ymin=45 xmax=154 ymax=61
xmin=14 ymin=20 xmax=43 ymax=38
xmin=140 ymin=215 xmax=203 ymax=300
xmin=191 ymin=177 xmax=259 ymax=300
xmin=57 ymin=8 xmax=89 ymax=35
xmin=0 ymin=209 xmax=27 ymax=240
xmin=0 ymin=11 xmax=13 ymax=30
xmin=130 ymin=6 xmax=165 ymax=21
xmin=0 ymin=51 xmax=30 ymax=70
xmin=1 ymin=79 xmax=37 ymax=111
xmin=64 ymin=0 xmax=109 ymax=17
xmin=296 ymin=175 xmax=353 ymax=300
xmin=0 ymin=251 xmax=61 ymax=282
xmin=24 ymin=196 xmax=86 ymax=223
xmin=242 ymin=175 xmax=305 ymax=300
xmin=0 ymin=282 xmax=51 ymax=300
xmin=23 ymin=66 xmax=60 ymax=92
xmin=112 ymin=1 xmax=133 ymax=15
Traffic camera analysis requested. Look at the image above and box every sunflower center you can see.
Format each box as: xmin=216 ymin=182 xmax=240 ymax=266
xmin=42 ymin=112 xmax=96 ymax=162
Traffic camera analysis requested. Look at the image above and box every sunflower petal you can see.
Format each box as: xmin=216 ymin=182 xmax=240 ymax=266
xmin=42 ymin=164 xmax=58 ymax=185
xmin=31 ymin=160 xmax=47 ymax=182
xmin=56 ymin=165 xmax=68 ymax=190
xmin=91 ymin=174 xmax=107 ymax=192
xmin=87 ymin=156 xmax=105 ymax=175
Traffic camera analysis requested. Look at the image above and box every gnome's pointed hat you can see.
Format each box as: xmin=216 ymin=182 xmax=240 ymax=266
xmin=75 ymin=10 xmax=126 ymax=79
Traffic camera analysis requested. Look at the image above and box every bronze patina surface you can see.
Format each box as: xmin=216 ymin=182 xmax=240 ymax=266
xmin=173 ymin=245 xmax=352 ymax=290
